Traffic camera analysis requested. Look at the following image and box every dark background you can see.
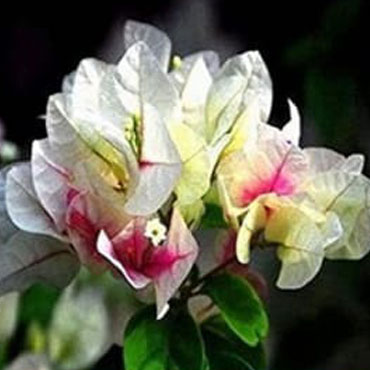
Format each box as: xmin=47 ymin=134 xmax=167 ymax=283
xmin=1 ymin=1 xmax=370 ymax=369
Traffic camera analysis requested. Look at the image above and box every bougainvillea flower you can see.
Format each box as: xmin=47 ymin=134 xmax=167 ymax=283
xmin=123 ymin=21 xmax=274 ymax=216
xmin=216 ymin=101 xmax=305 ymax=230
xmin=124 ymin=22 xmax=221 ymax=208
xmin=3 ymin=18 xmax=370 ymax=326
xmin=63 ymin=42 xmax=182 ymax=216
xmin=6 ymin=29 xmax=185 ymax=246
xmin=97 ymin=209 xmax=199 ymax=319
xmin=216 ymin=116 xmax=346 ymax=288
xmin=169 ymin=44 xmax=272 ymax=209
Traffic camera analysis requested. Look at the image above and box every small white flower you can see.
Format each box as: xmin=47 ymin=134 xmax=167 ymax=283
xmin=144 ymin=218 xmax=167 ymax=246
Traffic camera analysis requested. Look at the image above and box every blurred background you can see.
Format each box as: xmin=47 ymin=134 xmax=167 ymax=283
xmin=1 ymin=0 xmax=370 ymax=369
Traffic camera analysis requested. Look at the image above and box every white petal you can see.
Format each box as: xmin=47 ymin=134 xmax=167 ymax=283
xmin=124 ymin=163 xmax=181 ymax=216
xmin=62 ymin=71 xmax=76 ymax=93
xmin=281 ymin=99 xmax=301 ymax=145
xmin=116 ymin=41 xmax=180 ymax=125
xmin=341 ymin=154 xmax=365 ymax=174
xmin=305 ymin=147 xmax=365 ymax=175
xmin=171 ymin=122 xmax=212 ymax=205
xmin=71 ymin=58 xmax=113 ymax=123
xmin=45 ymin=93 xmax=90 ymax=167
xmin=304 ymin=147 xmax=345 ymax=173
xmin=320 ymin=211 xmax=343 ymax=248
xmin=124 ymin=104 xmax=181 ymax=216
xmin=180 ymin=57 xmax=212 ymax=137
xmin=0 ymin=169 xmax=17 ymax=244
xmin=265 ymin=206 xmax=325 ymax=289
xmin=31 ymin=140 xmax=72 ymax=233
xmin=140 ymin=103 xmax=181 ymax=165
xmin=170 ymin=51 xmax=219 ymax=93
xmin=124 ymin=20 xmax=172 ymax=71
xmin=6 ymin=162 xmax=62 ymax=240
xmin=206 ymin=51 xmax=272 ymax=144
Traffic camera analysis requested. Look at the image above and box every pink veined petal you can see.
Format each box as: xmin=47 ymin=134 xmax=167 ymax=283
xmin=97 ymin=230 xmax=151 ymax=289
xmin=219 ymin=127 xmax=308 ymax=209
xmin=143 ymin=248 xmax=180 ymax=279
xmin=110 ymin=219 xmax=150 ymax=276
xmin=240 ymin=172 xmax=296 ymax=205
xmin=97 ymin=218 xmax=178 ymax=289
xmin=154 ymin=208 xmax=199 ymax=319
xmin=238 ymin=135 xmax=305 ymax=206
xmin=97 ymin=210 xmax=198 ymax=319
xmin=66 ymin=192 xmax=128 ymax=271
xmin=66 ymin=194 xmax=105 ymax=270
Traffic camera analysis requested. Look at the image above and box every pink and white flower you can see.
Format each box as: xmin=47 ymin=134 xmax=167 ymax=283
xmin=97 ymin=208 xmax=198 ymax=319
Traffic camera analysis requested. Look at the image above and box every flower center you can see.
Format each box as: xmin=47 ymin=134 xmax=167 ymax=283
xmin=144 ymin=218 xmax=167 ymax=246
xmin=124 ymin=113 xmax=142 ymax=160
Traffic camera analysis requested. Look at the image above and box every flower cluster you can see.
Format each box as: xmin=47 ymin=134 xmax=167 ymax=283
xmin=2 ymin=21 xmax=370 ymax=321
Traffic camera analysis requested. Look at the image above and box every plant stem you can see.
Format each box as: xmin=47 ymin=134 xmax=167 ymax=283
xmin=180 ymin=256 xmax=237 ymax=300
xmin=193 ymin=256 xmax=237 ymax=288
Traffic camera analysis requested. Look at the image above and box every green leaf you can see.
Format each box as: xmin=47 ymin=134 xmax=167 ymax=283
xmin=203 ymin=315 xmax=266 ymax=370
xmin=200 ymin=203 xmax=228 ymax=229
xmin=203 ymin=273 xmax=268 ymax=346
xmin=124 ymin=305 xmax=205 ymax=370
xmin=19 ymin=284 xmax=60 ymax=328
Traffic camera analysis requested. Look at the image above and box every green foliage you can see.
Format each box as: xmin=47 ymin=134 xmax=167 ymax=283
xmin=203 ymin=273 xmax=269 ymax=346
xmin=19 ymin=284 xmax=60 ymax=328
xmin=200 ymin=203 xmax=228 ymax=229
xmin=124 ymin=305 xmax=205 ymax=370
xmin=202 ymin=315 xmax=266 ymax=370
xmin=123 ymin=275 xmax=269 ymax=370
